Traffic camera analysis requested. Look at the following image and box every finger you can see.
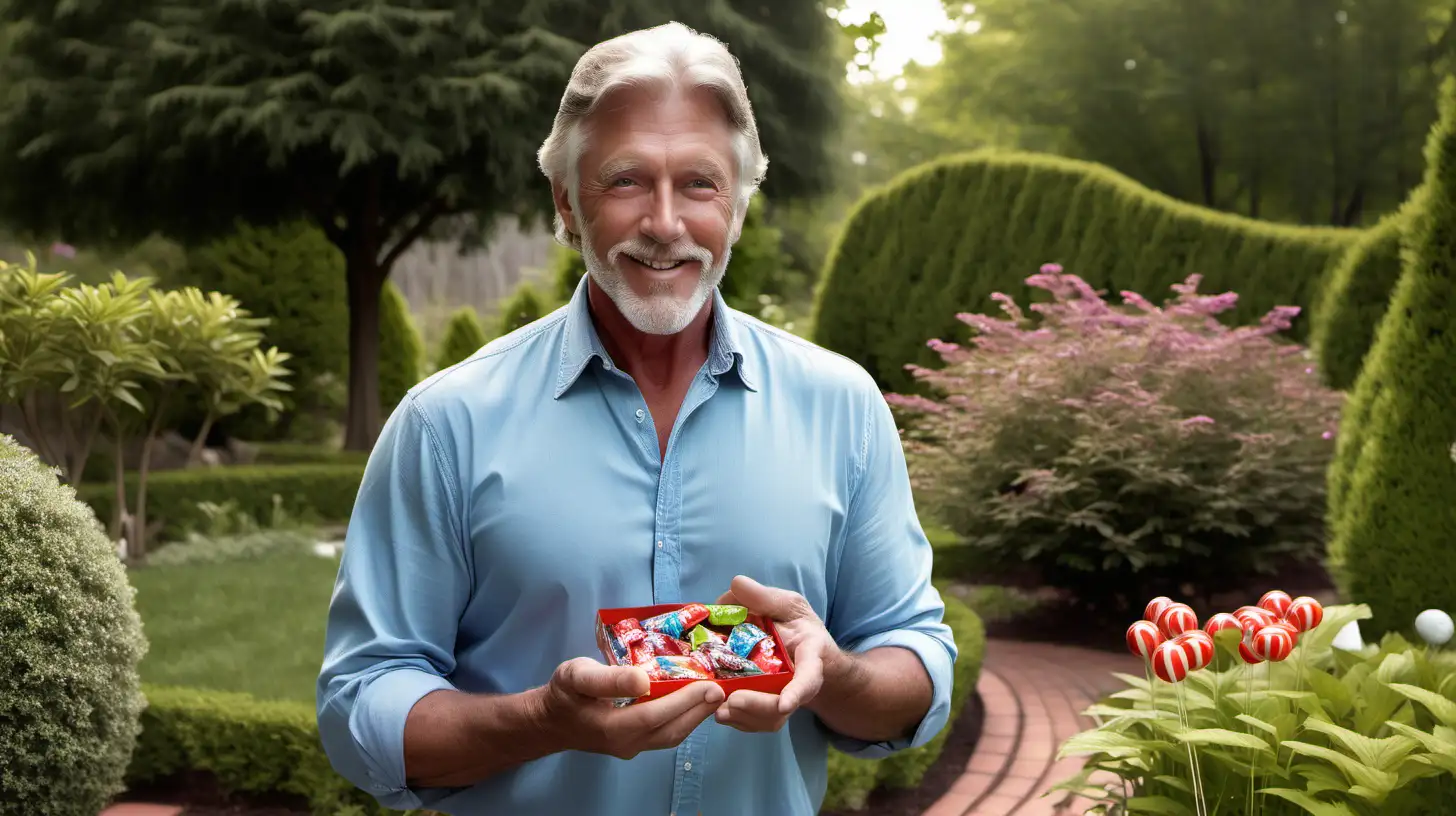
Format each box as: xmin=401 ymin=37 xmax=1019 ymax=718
xmin=558 ymin=658 xmax=650 ymax=700
xmin=778 ymin=644 xmax=825 ymax=715
xmin=717 ymin=691 xmax=789 ymax=733
xmin=648 ymin=686 xmax=725 ymax=748
xmin=714 ymin=588 xmax=739 ymax=606
xmin=626 ymin=681 xmax=725 ymax=732
xmin=728 ymin=575 xmax=810 ymax=621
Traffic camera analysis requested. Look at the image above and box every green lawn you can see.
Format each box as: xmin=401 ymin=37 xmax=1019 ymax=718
xmin=128 ymin=549 xmax=340 ymax=703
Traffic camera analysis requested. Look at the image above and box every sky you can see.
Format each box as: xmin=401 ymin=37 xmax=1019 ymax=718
xmin=831 ymin=0 xmax=972 ymax=82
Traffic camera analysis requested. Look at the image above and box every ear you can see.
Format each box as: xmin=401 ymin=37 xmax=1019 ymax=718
xmin=552 ymin=182 xmax=578 ymax=238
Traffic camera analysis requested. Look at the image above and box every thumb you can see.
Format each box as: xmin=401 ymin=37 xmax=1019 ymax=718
xmin=729 ymin=575 xmax=806 ymax=620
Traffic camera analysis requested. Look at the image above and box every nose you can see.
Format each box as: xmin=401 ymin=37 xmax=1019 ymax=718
xmin=640 ymin=182 xmax=686 ymax=244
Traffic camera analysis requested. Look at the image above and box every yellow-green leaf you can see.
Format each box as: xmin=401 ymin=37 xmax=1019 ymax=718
xmin=1262 ymin=788 xmax=1359 ymax=815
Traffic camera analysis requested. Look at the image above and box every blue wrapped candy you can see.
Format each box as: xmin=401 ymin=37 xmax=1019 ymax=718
xmin=727 ymin=622 xmax=769 ymax=659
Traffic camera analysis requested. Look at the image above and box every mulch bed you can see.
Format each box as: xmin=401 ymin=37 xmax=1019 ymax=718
xmin=819 ymin=689 xmax=985 ymax=816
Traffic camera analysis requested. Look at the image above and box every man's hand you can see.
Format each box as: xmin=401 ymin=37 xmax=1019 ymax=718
xmin=539 ymin=657 xmax=724 ymax=760
xmin=712 ymin=574 xmax=842 ymax=733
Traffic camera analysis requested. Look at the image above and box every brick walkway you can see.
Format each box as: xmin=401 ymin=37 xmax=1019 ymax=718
xmin=923 ymin=640 xmax=1141 ymax=816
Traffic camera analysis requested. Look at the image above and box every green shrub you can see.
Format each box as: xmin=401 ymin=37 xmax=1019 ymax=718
xmin=128 ymin=685 xmax=406 ymax=816
xmin=1326 ymin=77 xmax=1456 ymax=642
xmin=493 ymin=280 xmax=550 ymax=336
xmin=175 ymin=219 xmax=348 ymax=441
xmin=378 ymin=281 xmax=424 ymax=415
xmin=1055 ymin=603 xmax=1456 ymax=814
xmin=1310 ymin=209 xmax=1412 ymax=390
xmin=0 ymin=434 xmax=148 ymax=815
xmin=434 ymin=306 xmax=489 ymax=370
xmin=812 ymin=151 xmax=1364 ymax=394
xmin=888 ymin=269 xmax=1341 ymax=612
xmin=822 ymin=590 xmax=986 ymax=811
xmin=248 ymin=441 xmax=369 ymax=467
xmin=76 ymin=463 xmax=365 ymax=545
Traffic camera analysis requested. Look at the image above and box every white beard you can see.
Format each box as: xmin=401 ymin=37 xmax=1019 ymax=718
xmin=579 ymin=215 xmax=730 ymax=336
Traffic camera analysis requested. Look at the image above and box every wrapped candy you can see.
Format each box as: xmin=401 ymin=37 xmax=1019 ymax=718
xmin=612 ymin=619 xmax=648 ymax=647
xmin=746 ymin=636 xmax=784 ymax=674
xmin=705 ymin=604 xmax=748 ymax=626
xmin=641 ymin=604 xmax=710 ymax=639
xmin=645 ymin=654 xmax=715 ymax=681
xmin=600 ymin=621 xmax=631 ymax=664
xmin=727 ymin=622 xmax=769 ymax=658
xmin=642 ymin=631 xmax=691 ymax=657
xmin=689 ymin=625 xmax=726 ymax=651
xmin=696 ymin=641 xmax=765 ymax=678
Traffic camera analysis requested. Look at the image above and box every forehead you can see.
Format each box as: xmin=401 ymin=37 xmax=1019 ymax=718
xmin=582 ymin=85 xmax=735 ymax=173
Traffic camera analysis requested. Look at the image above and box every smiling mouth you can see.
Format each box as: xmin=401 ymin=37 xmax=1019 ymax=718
xmin=625 ymin=255 xmax=692 ymax=272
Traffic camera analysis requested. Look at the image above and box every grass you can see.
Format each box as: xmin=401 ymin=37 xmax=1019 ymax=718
xmin=128 ymin=548 xmax=339 ymax=703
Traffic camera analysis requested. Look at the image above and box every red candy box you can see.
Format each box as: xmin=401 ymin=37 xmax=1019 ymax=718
xmin=596 ymin=602 xmax=795 ymax=706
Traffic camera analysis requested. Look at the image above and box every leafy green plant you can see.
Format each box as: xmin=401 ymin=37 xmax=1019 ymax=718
xmin=433 ymin=305 xmax=489 ymax=371
xmin=1053 ymin=603 xmax=1456 ymax=815
xmin=887 ymin=268 xmax=1343 ymax=612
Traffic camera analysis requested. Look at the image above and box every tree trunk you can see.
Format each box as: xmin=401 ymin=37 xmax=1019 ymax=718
xmin=110 ymin=421 xmax=127 ymax=544
xmin=343 ymin=253 xmax=387 ymax=451
xmin=133 ymin=406 xmax=168 ymax=560
xmin=187 ymin=411 xmax=216 ymax=467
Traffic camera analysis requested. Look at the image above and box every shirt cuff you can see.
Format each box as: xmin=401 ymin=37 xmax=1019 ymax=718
xmin=827 ymin=629 xmax=956 ymax=759
xmin=347 ymin=667 xmax=458 ymax=809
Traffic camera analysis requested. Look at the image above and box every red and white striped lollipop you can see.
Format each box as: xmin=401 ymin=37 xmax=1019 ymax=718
xmin=1238 ymin=638 xmax=1264 ymax=664
xmin=1158 ymin=603 xmax=1199 ymax=638
xmin=1175 ymin=630 xmax=1215 ymax=670
xmin=1127 ymin=620 xmax=1164 ymax=661
xmin=1259 ymin=590 xmax=1293 ymax=618
xmin=1204 ymin=612 xmax=1242 ymax=640
xmin=1253 ymin=624 xmax=1295 ymax=662
xmin=1235 ymin=606 xmax=1277 ymax=640
xmin=1145 ymin=596 xmax=1175 ymax=624
xmin=1286 ymin=596 xmax=1324 ymax=632
xmin=1152 ymin=639 xmax=1192 ymax=683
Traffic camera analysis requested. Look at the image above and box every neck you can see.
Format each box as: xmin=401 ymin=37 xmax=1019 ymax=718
xmin=586 ymin=277 xmax=713 ymax=391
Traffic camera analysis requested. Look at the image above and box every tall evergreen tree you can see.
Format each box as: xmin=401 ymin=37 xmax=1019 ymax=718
xmin=0 ymin=0 xmax=841 ymax=449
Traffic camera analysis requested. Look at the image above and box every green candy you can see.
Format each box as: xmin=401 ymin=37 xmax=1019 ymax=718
xmin=706 ymin=604 xmax=748 ymax=626
xmin=688 ymin=625 xmax=716 ymax=650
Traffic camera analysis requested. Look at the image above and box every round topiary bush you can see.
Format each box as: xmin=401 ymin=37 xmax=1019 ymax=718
xmin=0 ymin=433 xmax=148 ymax=815
xmin=378 ymin=281 xmax=424 ymax=415
xmin=433 ymin=305 xmax=489 ymax=371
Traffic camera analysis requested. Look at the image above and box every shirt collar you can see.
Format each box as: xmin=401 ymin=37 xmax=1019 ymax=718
xmin=553 ymin=272 xmax=757 ymax=399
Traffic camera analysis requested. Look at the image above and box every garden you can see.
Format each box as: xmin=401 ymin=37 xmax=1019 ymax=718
xmin=3 ymin=2 xmax=1456 ymax=816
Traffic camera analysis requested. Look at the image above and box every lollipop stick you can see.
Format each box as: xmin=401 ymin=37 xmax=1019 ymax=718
xmin=1175 ymin=682 xmax=1209 ymax=816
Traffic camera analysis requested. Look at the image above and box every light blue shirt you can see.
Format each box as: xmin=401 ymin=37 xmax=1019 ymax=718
xmin=316 ymin=275 xmax=957 ymax=815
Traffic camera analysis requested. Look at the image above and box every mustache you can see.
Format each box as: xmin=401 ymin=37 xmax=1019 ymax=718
xmin=606 ymin=237 xmax=713 ymax=267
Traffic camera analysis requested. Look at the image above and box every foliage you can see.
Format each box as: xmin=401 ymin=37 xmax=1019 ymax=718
xmin=434 ymin=306 xmax=489 ymax=371
xmin=76 ymin=463 xmax=365 ymax=547
xmin=1055 ymin=603 xmax=1456 ymax=815
xmin=886 ymin=268 xmax=1343 ymax=611
xmin=823 ymin=590 xmax=985 ymax=810
xmin=0 ymin=0 xmax=843 ymax=450
xmin=127 ymin=685 xmax=411 ymax=816
xmin=923 ymin=0 xmax=1452 ymax=226
xmin=494 ymin=280 xmax=551 ymax=337
xmin=378 ymin=282 xmax=424 ymax=416
xmin=0 ymin=434 xmax=148 ymax=815
xmin=174 ymin=220 xmax=349 ymax=442
xmin=1326 ymin=76 xmax=1456 ymax=642
xmin=248 ymin=441 xmax=369 ymax=467
xmin=1309 ymin=211 xmax=1412 ymax=390
xmin=812 ymin=151 xmax=1363 ymax=395
xmin=0 ymin=255 xmax=292 ymax=556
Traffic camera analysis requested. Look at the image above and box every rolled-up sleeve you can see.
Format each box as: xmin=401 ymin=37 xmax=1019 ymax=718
xmin=315 ymin=396 xmax=472 ymax=810
xmin=824 ymin=382 xmax=958 ymax=759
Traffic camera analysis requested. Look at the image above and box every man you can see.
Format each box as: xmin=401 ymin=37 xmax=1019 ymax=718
xmin=316 ymin=21 xmax=956 ymax=816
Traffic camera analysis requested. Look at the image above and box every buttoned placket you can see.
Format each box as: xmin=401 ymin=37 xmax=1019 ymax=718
xmin=607 ymin=360 xmax=721 ymax=816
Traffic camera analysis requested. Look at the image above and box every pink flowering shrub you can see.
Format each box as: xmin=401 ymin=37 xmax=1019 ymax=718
xmin=888 ymin=265 xmax=1343 ymax=610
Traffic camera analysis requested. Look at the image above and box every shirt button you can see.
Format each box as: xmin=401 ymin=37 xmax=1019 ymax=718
xmin=635 ymin=408 xmax=645 ymax=421
xmin=684 ymin=761 xmax=692 ymax=771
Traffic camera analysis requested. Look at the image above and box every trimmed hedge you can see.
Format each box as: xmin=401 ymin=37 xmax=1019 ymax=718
xmin=118 ymin=596 xmax=982 ymax=816
xmin=379 ymin=282 xmax=425 ymax=415
xmin=127 ymin=685 xmax=406 ymax=816
xmin=812 ymin=150 xmax=1365 ymax=394
xmin=1325 ymin=77 xmax=1456 ymax=641
xmin=434 ymin=306 xmax=489 ymax=371
xmin=77 ymin=463 xmax=364 ymax=544
xmin=1308 ymin=209 xmax=1411 ymax=390
xmin=248 ymin=442 xmax=370 ymax=467
xmin=822 ymin=591 xmax=986 ymax=811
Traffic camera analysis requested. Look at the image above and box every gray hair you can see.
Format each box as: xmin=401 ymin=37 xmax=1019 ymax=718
xmin=537 ymin=21 xmax=769 ymax=250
